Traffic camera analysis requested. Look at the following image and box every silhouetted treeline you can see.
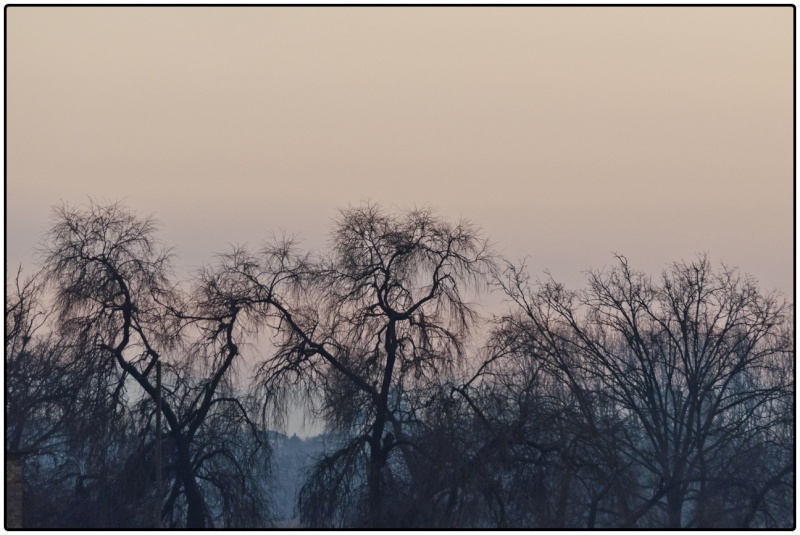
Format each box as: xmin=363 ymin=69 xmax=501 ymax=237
xmin=6 ymin=201 xmax=794 ymax=528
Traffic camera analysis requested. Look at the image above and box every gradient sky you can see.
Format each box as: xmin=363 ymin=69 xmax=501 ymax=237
xmin=6 ymin=7 xmax=794 ymax=297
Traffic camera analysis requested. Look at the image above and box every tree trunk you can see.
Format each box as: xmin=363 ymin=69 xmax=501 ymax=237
xmin=666 ymin=489 xmax=682 ymax=528
xmin=184 ymin=476 xmax=206 ymax=530
xmin=176 ymin=438 xmax=205 ymax=529
xmin=366 ymin=319 xmax=398 ymax=527
xmin=367 ymin=437 xmax=385 ymax=527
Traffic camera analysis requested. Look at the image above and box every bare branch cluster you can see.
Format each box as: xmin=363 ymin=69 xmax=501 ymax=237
xmin=7 ymin=200 xmax=793 ymax=528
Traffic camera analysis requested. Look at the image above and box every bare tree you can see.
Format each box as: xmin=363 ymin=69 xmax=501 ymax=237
xmin=14 ymin=200 xmax=792 ymax=529
xmin=5 ymin=264 xmax=147 ymax=527
xmin=209 ymin=203 xmax=494 ymax=527
xmin=457 ymin=306 xmax=646 ymax=528
xmin=6 ymin=267 xmax=67 ymax=452
xmin=40 ymin=201 xmax=269 ymax=528
xmin=497 ymin=255 xmax=794 ymax=528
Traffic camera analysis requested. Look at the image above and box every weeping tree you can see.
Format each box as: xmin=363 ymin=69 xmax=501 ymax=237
xmin=208 ymin=203 xmax=495 ymax=527
xmin=40 ymin=201 xmax=270 ymax=528
xmin=6 ymin=268 xmax=73 ymax=453
xmin=5 ymin=265 xmax=140 ymax=527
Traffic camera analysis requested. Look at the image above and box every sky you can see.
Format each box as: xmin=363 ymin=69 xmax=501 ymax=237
xmin=6 ymin=6 xmax=794 ymax=299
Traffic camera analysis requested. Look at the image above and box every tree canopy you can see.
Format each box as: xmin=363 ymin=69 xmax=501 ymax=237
xmin=6 ymin=201 xmax=793 ymax=528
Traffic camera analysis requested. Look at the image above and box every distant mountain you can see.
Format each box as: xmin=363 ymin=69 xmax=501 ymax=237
xmin=266 ymin=431 xmax=340 ymax=523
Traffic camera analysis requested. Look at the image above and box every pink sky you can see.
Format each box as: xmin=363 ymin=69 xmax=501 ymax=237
xmin=6 ymin=7 xmax=793 ymax=297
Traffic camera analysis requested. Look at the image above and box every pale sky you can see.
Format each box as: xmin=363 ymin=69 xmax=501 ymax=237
xmin=6 ymin=7 xmax=794 ymax=297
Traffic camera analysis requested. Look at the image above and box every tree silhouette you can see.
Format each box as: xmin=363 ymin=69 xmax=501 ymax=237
xmin=40 ymin=201 xmax=269 ymax=528
xmin=495 ymin=255 xmax=794 ymax=527
xmin=7 ymin=200 xmax=792 ymax=528
xmin=209 ymin=203 xmax=494 ymax=526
